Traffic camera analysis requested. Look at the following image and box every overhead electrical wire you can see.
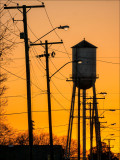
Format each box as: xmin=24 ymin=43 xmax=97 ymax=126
xmin=43 ymin=7 xmax=71 ymax=60
xmin=51 ymin=94 xmax=69 ymax=112
xmin=30 ymin=57 xmax=46 ymax=93
xmin=0 ymin=95 xmax=26 ymax=99
xmin=27 ymin=24 xmax=38 ymax=40
xmin=30 ymin=46 xmax=46 ymax=74
xmin=0 ymin=0 xmax=12 ymax=14
xmin=0 ymin=65 xmax=45 ymax=92
xmin=7 ymin=9 xmax=21 ymax=32
xmin=2 ymin=36 xmax=23 ymax=44
xmin=1 ymin=108 xmax=70 ymax=116
xmin=1 ymin=21 xmax=20 ymax=37
xmin=50 ymin=58 xmax=67 ymax=80
xmin=51 ymin=80 xmax=71 ymax=102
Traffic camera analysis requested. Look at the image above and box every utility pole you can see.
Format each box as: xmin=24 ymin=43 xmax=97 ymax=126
xmin=30 ymin=40 xmax=63 ymax=160
xmin=89 ymin=102 xmax=93 ymax=160
xmin=78 ymin=83 xmax=80 ymax=160
xmin=83 ymin=89 xmax=86 ymax=160
xmin=93 ymin=85 xmax=102 ymax=160
xmin=45 ymin=40 xmax=53 ymax=158
xmin=4 ymin=4 xmax=45 ymax=160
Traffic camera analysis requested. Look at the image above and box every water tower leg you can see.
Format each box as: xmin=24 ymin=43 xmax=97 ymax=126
xmin=66 ymin=83 xmax=76 ymax=159
xmin=90 ymin=102 xmax=94 ymax=160
xmin=83 ymin=89 xmax=86 ymax=160
xmin=78 ymin=87 xmax=80 ymax=160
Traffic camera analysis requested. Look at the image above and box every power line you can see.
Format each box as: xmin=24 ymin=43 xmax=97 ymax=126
xmin=43 ymin=7 xmax=71 ymax=61
xmin=0 ymin=108 xmax=70 ymax=116
xmin=51 ymin=94 xmax=69 ymax=112
xmin=0 ymin=0 xmax=12 ymax=13
xmin=0 ymin=65 xmax=45 ymax=92
xmin=1 ymin=21 xmax=20 ymax=37
xmin=0 ymin=65 xmax=26 ymax=80
xmin=1 ymin=95 xmax=26 ymax=99
xmin=2 ymin=36 xmax=23 ymax=44
xmin=7 ymin=9 xmax=21 ymax=32
xmin=30 ymin=57 xmax=46 ymax=91
xmin=30 ymin=46 xmax=46 ymax=72
xmin=50 ymin=58 xmax=67 ymax=80
xmin=51 ymin=80 xmax=71 ymax=102
xmin=27 ymin=24 xmax=38 ymax=39
xmin=35 ymin=123 xmax=79 ymax=130
xmin=44 ymin=7 xmax=61 ymax=41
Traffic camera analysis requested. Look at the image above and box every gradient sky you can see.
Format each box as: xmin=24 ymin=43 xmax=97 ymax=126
xmin=1 ymin=0 xmax=119 ymax=153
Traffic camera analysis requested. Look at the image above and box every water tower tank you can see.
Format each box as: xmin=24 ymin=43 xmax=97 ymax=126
xmin=72 ymin=39 xmax=97 ymax=89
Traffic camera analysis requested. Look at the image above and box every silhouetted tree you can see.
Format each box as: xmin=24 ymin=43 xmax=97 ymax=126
xmin=0 ymin=4 xmax=16 ymax=144
xmin=87 ymin=142 xmax=119 ymax=160
xmin=14 ymin=132 xmax=79 ymax=157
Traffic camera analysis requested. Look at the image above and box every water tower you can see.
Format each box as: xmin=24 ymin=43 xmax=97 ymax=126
xmin=72 ymin=38 xmax=97 ymax=89
xmin=65 ymin=39 xmax=101 ymax=160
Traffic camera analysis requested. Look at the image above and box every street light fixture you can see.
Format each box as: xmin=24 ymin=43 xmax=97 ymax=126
xmin=58 ymin=25 xmax=69 ymax=30
xmin=32 ymin=25 xmax=69 ymax=43
xmin=101 ymin=123 xmax=116 ymax=129
xmin=98 ymin=92 xmax=107 ymax=96
xmin=111 ymin=123 xmax=116 ymax=126
xmin=99 ymin=109 xmax=116 ymax=117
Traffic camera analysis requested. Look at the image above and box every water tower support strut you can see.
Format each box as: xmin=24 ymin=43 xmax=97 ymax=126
xmin=78 ymin=86 xmax=81 ymax=160
xmin=83 ymin=90 xmax=86 ymax=160
xmin=66 ymin=83 xmax=76 ymax=158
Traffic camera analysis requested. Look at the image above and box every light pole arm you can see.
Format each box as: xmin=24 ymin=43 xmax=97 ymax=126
xmin=50 ymin=60 xmax=82 ymax=79
xmin=33 ymin=27 xmax=58 ymax=43
xmin=50 ymin=61 xmax=71 ymax=79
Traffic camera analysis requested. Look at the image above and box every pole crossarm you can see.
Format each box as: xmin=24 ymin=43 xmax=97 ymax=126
xmin=85 ymin=97 xmax=105 ymax=99
xmin=4 ymin=4 xmax=45 ymax=10
xmin=30 ymin=41 xmax=63 ymax=46
xmin=104 ymin=139 xmax=115 ymax=141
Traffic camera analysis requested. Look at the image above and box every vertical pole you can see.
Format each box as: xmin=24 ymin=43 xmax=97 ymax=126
xmin=23 ymin=5 xmax=33 ymax=160
xmin=90 ymin=102 xmax=93 ymax=160
xmin=68 ymin=85 xmax=76 ymax=158
xmin=93 ymin=85 xmax=101 ymax=160
xmin=78 ymin=87 xmax=80 ymax=160
xmin=83 ymin=89 xmax=86 ymax=160
xmin=108 ymin=140 xmax=111 ymax=160
xmin=66 ymin=84 xmax=76 ymax=159
xmin=45 ymin=40 xmax=54 ymax=160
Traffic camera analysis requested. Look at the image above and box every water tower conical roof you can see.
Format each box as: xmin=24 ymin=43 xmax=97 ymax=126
xmin=72 ymin=39 xmax=97 ymax=48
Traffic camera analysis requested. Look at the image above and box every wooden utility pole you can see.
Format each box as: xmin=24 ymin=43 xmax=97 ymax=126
xmin=90 ymin=102 xmax=93 ymax=160
xmin=4 ymin=4 xmax=45 ymax=160
xmin=83 ymin=90 xmax=86 ymax=160
xmin=45 ymin=40 xmax=54 ymax=160
xmin=93 ymin=85 xmax=102 ymax=160
xmin=78 ymin=86 xmax=80 ymax=160
xmin=30 ymin=40 xmax=63 ymax=160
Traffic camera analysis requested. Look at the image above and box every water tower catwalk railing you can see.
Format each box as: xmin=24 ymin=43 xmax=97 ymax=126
xmin=65 ymin=39 xmax=102 ymax=160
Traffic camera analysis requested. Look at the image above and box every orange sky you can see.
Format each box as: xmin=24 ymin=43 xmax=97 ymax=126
xmin=1 ymin=0 xmax=120 ymax=153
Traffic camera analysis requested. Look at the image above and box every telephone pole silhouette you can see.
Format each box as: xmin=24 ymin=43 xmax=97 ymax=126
xmin=30 ymin=40 xmax=63 ymax=160
xmin=4 ymin=4 xmax=45 ymax=160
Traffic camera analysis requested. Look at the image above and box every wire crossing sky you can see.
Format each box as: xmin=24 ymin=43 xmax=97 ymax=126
xmin=0 ymin=0 xmax=119 ymax=154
